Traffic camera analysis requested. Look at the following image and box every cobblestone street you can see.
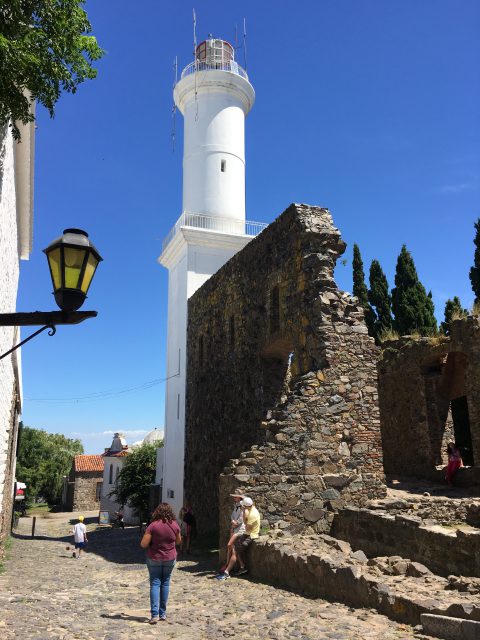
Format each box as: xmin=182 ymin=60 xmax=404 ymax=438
xmin=0 ymin=513 xmax=426 ymax=639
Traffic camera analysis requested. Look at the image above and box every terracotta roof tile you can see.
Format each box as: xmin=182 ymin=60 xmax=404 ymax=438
xmin=102 ymin=449 xmax=130 ymax=457
xmin=74 ymin=455 xmax=104 ymax=473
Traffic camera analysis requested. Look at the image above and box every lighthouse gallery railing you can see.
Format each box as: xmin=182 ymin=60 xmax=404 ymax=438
xmin=162 ymin=212 xmax=268 ymax=253
xmin=180 ymin=60 xmax=249 ymax=81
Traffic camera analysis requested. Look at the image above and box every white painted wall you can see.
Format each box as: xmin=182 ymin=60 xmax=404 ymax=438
xmin=159 ymin=230 xmax=252 ymax=520
xmin=155 ymin=446 xmax=164 ymax=486
xmin=0 ymin=128 xmax=20 ymax=526
xmin=99 ymin=455 xmax=139 ymax=525
xmin=0 ymin=119 xmax=33 ymax=537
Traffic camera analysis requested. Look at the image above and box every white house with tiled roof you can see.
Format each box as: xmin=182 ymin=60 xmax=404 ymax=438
xmin=99 ymin=433 xmax=137 ymax=524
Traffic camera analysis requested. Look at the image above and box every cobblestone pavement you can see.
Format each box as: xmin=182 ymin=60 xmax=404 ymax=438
xmin=0 ymin=513 xmax=428 ymax=640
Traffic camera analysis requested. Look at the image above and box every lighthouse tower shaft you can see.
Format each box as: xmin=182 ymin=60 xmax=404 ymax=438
xmin=159 ymin=39 xmax=261 ymax=518
xmin=174 ymin=39 xmax=255 ymax=222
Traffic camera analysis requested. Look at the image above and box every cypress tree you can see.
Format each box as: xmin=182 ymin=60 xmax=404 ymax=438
xmin=469 ymin=219 xmax=480 ymax=303
xmin=368 ymin=259 xmax=393 ymax=340
xmin=391 ymin=245 xmax=438 ymax=336
xmin=352 ymin=243 xmax=376 ymax=336
xmin=441 ymin=297 xmax=468 ymax=334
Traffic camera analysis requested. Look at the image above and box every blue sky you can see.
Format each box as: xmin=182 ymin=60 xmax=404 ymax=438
xmin=18 ymin=0 xmax=480 ymax=454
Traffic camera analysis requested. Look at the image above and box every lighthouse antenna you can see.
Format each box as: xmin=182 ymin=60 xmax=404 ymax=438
xmin=171 ymin=56 xmax=178 ymax=152
xmin=243 ymin=18 xmax=248 ymax=70
xmin=193 ymin=8 xmax=198 ymax=121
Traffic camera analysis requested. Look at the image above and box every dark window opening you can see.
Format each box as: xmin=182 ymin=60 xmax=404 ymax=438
xmin=221 ymin=159 xmax=226 ymax=172
xmin=109 ymin=464 xmax=113 ymax=484
xmin=270 ymin=286 xmax=280 ymax=334
xmin=260 ymin=339 xmax=294 ymax=417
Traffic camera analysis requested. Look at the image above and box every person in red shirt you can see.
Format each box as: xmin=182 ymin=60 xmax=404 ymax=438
xmin=140 ymin=503 xmax=181 ymax=623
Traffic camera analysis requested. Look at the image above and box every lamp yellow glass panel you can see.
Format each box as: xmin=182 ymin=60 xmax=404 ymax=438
xmin=64 ymin=247 xmax=87 ymax=289
xmin=47 ymin=247 xmax=62 ymax=289
xmin=80 ymin=253 xmax=99 ymax=293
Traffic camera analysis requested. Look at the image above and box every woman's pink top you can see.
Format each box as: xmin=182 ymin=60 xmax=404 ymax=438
xmin=146 ymin=519 xmax=180 ymax=561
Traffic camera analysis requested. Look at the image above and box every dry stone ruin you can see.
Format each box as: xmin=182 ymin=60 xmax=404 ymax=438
xmin=378 ymin=317 xmax=480 ymax=485
xmin=182 ymin=202 xmax=480 ymax=634
xmin=185 ymin=203 xmax=386 ymax=537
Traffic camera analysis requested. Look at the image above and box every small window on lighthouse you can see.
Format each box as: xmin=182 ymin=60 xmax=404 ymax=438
xmin=221 ymin=159 xmax=226 ymax=172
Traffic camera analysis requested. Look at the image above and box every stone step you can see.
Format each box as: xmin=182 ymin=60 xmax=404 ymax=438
xmin=248 ymin=534 xmax=480 ymax=629
xmin=420 ymin=614 xmax=480 ymax=640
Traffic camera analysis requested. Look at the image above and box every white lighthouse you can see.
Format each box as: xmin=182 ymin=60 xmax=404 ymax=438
xmin=158 ymin=37 xmax=266 ymax=518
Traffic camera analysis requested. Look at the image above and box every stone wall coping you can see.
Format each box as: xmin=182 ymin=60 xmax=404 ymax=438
xmin=340 ymin=506 xmax=480 ymax=539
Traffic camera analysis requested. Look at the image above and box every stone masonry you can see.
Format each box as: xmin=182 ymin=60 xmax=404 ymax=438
xmin=65 ymin=455 xmax=104 ymax=512
xmin=185 ymin=203 xmax=386 ymax=537
xmin=378 ymin=317 xmax=480 ymax=483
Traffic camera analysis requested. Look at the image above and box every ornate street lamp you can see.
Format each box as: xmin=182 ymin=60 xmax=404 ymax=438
xmin=44 ymin=228 xmax=102 ymax=312
xmin=0 ymin=228 xmax=102 ymax=360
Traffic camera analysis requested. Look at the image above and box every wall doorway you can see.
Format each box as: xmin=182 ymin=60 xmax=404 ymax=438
xmin=451 ymin=396 xmax=474 ymax=466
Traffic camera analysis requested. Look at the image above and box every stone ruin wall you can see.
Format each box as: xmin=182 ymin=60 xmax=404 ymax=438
xmin=185 ymin=203 xmax=386 ymax=537
xmin=378 ymin=317 xmax=480 ymax=482
xmin=72 ymin=472 xmax=102 ymax=512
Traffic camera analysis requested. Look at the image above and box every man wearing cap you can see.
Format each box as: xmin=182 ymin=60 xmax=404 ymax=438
xmin=72 ymin=515 xmax=88 ymax=559
xmin=216 ymin=497 xmax=260 ymax=580
xmin=218 ymin=493 xmax=245 ymax=573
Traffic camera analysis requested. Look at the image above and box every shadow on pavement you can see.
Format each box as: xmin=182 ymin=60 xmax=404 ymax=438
xmin=100 ymin=613 xmax=149 ymax=623
xmin=12 ymin=525 xmax=146 ymax=565
xmin=12 ymin=522 xmax=222 ymax=571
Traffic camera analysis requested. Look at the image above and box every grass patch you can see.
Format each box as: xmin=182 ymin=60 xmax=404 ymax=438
xmin=0 ymin=536 xmax=13 ymax=574
xmin=378 ymin=328 xmax=400 ymax=343
xmin=26 ymin=503 xmax=51 ymax=516
xmin=452 ymin=308 xmax=468 ymax=321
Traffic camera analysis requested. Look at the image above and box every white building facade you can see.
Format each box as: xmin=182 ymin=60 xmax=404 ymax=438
xmin=159 ymin=38 xmax=266 ymax=518
xmin=0 ymin=120 xmax=35 ymax=545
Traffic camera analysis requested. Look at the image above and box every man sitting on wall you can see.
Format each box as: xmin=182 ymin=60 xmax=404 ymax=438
xmin=216 ymin=497 xmax=260 ymax=580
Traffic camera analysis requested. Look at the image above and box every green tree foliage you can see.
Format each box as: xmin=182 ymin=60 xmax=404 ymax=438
xmin=391 ymin=245 xmax=437 ymax=336
xmin=469 ymin=219 xmax=480 ymax=303
xmin=112 ymin=443 xmax=159 ymax=520
xmin=16 ymin=425 xmax=83 ymax=504
xmin=0 ymin=0 xmax=104 ymax=139
xmin=352 ymin=243 xmax=375 ymax=336
xmin=368 ymin=259 xmax=393 ymax=341
xmin=441 ymin=296 xmax=468 ymax=334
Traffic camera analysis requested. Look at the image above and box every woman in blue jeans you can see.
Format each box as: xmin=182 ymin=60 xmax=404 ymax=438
xmin=140 ymin=503 xmax=181 ymax=624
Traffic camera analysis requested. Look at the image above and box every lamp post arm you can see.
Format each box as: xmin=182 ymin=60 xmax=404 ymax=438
xmin=0 ymin=311 xmax=97 ymax=326
xmin=0 ymin=325 xmax=56 ymax=361
xmin=0 ymin=310 xmax=97 ymax=360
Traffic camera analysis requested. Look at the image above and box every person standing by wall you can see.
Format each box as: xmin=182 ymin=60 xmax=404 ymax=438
xmin=446 ymin=442 xmax=463 ymax=486
xmin=218 ymin=493 xmax=245 ymax=573
xmin=140 ymin=503 xmax=181 ymax=624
